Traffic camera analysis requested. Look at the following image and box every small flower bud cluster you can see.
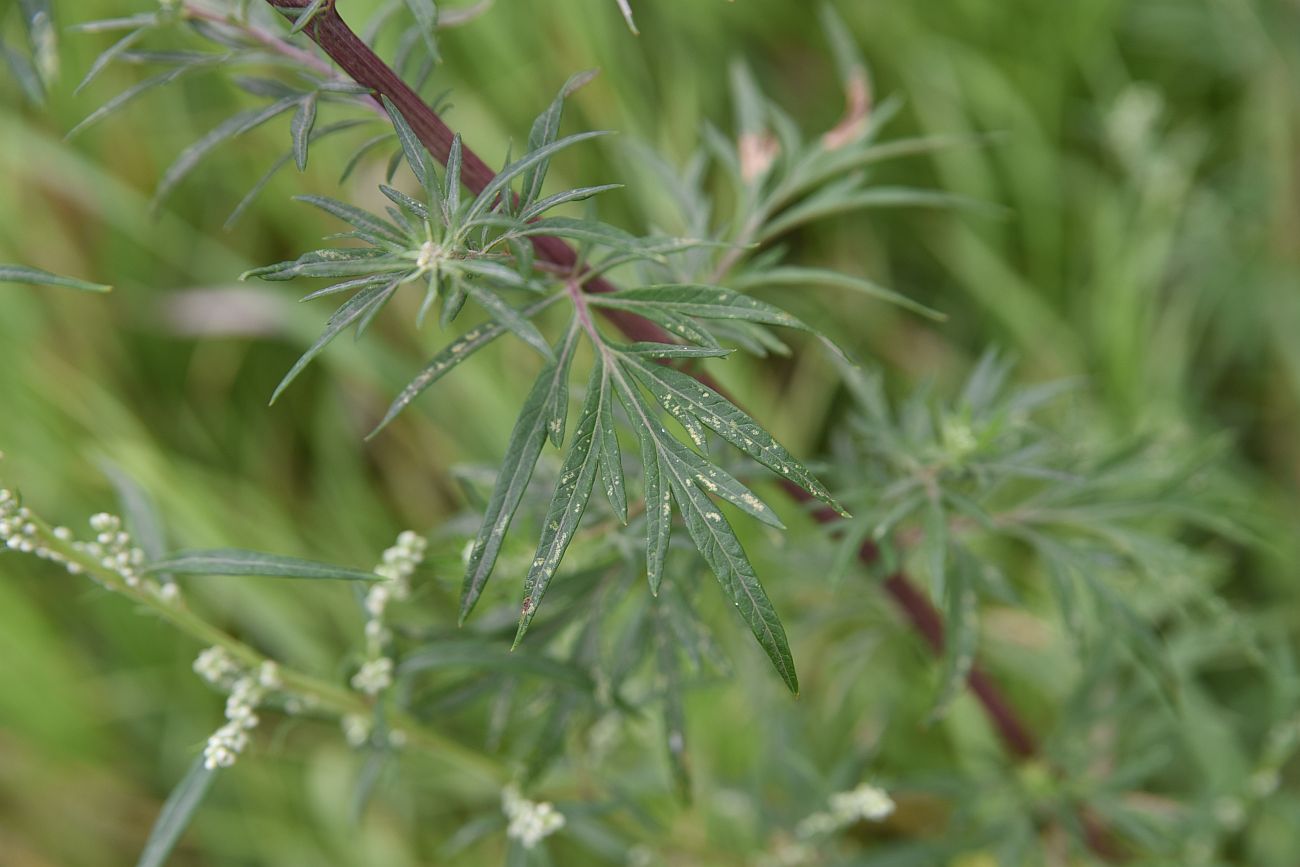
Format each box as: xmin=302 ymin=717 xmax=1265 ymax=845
xmin=795 ymin=782 xmax=894 ymax=838
xmin=199 ymin=649 xmax=281 ymax=771
xmin=1 ymin=494 xmax=171 ymax=597
xmin=1 ymin=489 xmax=39 ymax=554
xmin=2 ymin=490 xmax=88 ymax=577
xmin=350 ymin=657 xmax=394 ymax=695
xmin=193 ymin=646 xmax=241 ymax=686
xmin=502 ymin=785 xmax=565 ymax=849
xmin=352 ymin=531 xmax=426 ymax=697
xmin=80 ymin=513 xmax=146 ymax=587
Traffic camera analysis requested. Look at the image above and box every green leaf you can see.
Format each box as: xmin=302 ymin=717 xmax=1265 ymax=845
xmin=289 ymin=0 xmax=329 ymax=34
xmin=615 ymin=343 xmax=733 ymax=360
xmin=0 ymin=264 xmax=111 ymax=293
xmin=592 ymin=283 xmax=851 ymax=363
xmin=514 ymin=364 xmax=606 ymax=647
xmin=100 ymin=462 xmax=167 ymax=563
xmin=294 ymin=195 xmax=408 ymax=247
xmin=624 ymin=357 xmax=848 ymax=517
xmin=369 ymin=296 xmax=560 ymax=438
xmin=520 ymin=184 xmax=623 ymax=222
xmin=515 ymin=217 xmax=644 ymax=253
xmin=761 ymin=187 xmax=1001 ymax=241
xmin=929 ymin=549 xmax=979 ymax=722
xmin=461 ymin=281 xmax=554 ymax=360
xmin=135 ymin=755 xmax=216 ymax=867
xmin=380 ymin=184 xmax=430 ymax=221
xmin=226 ymin=119 xmax=375 ymax=230
xmin=597 ymin=368 xmax=627 ymax=523
xmin=589 ymin=283 xmax=805 ymax=328
xmin=653 ymin=601 xmax=692 ymax=802
xmin=613 ymin=374 xmax=797 ymax=691
xmin=923 ymin=498 xmax=948 ymax=599
xmin=76 ymin=27 xmax=147 ymax=95
xmin=144 ymin=549 xmax=378 ymax=581
xmin=290 ymin=92 xmax=318 ymax=171
xmin=443 ymin=133 xmax=463 ymax=223
xmin=154 ymin=96 xmax=302 ymax=207
xmin=271 ymin=277 xmax=403 ymax=402
xmin=1 ymin=40 xmax=46 ymax=105
xmin=672 ymin=476 xmax=797 ymax=693
xmin=521 ymin=70 xmax=599 ymax=208
xmin=242 ymin=248 xmax=403 ymax=282
xmin=466 ymin=130 xmax=612 ymax=224
xmin=67 ymin=59 xmax=215 ymax=140
xmin=544 ymin=321 xmax=581 ymax=447
xmin=400 ymin=641 xmax=594 ymax=691
xmin=460 ymin=351 xmax=573 ymax=622
xmin=380 ymin=95 xmax=431 ymax=186
xmin=635 ymin=422 xmax=671 ymax=596
xmin=732 ymin=266 xmax=945 ymax=321
xmin=402 ymin=0 xmax=441 ymax=62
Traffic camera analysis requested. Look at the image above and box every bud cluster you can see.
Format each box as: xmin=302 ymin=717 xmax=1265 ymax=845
xmin=196 ymin=647 xmax=281 ymax=771
xmin=352 ymin=531 xmax=427 ymax=697
xmin=502 ymin=784 xmax=565 ymax=849
xmin=795 ymin=782 xmax=894 ymax=838
xmin=1 ymin=493 xmax=165 ymax=595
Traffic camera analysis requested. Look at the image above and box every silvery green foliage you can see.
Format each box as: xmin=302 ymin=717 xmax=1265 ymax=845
xmin=8 ymin=2 xmax=1290 ymax=865
xmin=241 ymin=77 xmax=859 ymax=694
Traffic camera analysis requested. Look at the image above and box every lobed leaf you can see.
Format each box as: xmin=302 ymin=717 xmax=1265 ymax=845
xmin=513 ymin=365 xmax=607 ymax=646
xmin=624 ymin=356 xmax=848 ymax=516
xmin=460 ymin=349 xmax=574 ymax=622
xmin=270 ymin=276 xmax=404 ymax=402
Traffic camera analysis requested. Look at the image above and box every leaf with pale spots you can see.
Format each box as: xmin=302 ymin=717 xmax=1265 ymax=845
xmin=514 ymin=364 xmax=606 ymax=647
xmin=612 ymin=373 xmax=797 ymax=692
xmin=596 ymin=368 xmax=627 ymax=523
xmin=590 ymin=283 xmax=851 ymax=363
xmin=460 ymin=343 xmax=574 ymax=622
xmin=635 ymin=421 xmax=671 ymax=596
xmin=370 ymin=298 xmax=560 ymax=438
xmin=625 ymin=356 xmax=849 ymax=517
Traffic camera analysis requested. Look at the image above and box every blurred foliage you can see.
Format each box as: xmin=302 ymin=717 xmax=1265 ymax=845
xmin=1 ymin=0 xmax=1299 ymax=865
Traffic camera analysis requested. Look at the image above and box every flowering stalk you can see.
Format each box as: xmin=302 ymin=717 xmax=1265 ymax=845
xmin=0 ymin=484 xmax=501 ymax=784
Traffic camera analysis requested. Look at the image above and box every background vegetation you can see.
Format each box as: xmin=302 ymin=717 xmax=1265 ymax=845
xmin=1 ymin=0 xmax=1298 ymax=864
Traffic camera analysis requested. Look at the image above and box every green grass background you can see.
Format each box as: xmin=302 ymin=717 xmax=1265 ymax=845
xmin=1 ymin=0 xmax=1298 ymax=864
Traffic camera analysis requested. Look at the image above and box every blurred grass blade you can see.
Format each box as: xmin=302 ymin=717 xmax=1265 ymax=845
xmin=136 ymin=755 xmax=216 ymax=867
